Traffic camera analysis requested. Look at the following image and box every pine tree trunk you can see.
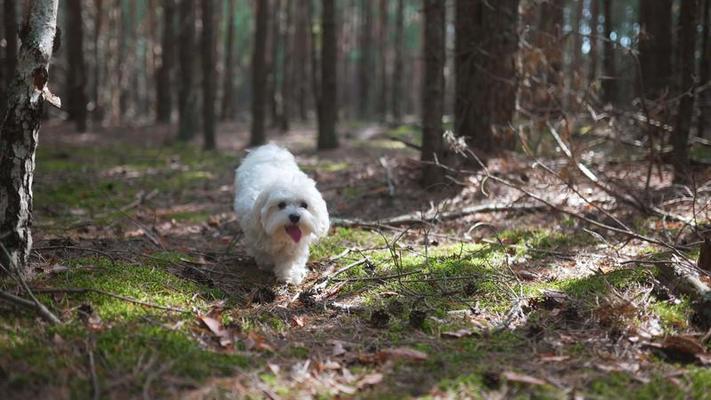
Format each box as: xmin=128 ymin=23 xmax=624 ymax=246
xmin=421 ymin=0 xmax=446 ymax=186
xmin=638 ymin=0 xmax=672 ymax=100
xmin=92 ymin=0 xmax=104 ymax=123
xmin=357 ymin=0 xmax=372 ymax=119
xmin=672 ymin=0 xmax=698 ymax=182
xmin=221 ymin=0 xmax=235 ymax=121
xmin=177 ymin=0 xmax=196 ymax=141
xmin=377 ymin=0 xmax=388 ymax=121
xmin=65 ymin=0 xmax=88 ymax=132
xmin=318 ymin=0 xmax=338 ymax=150
xmin=279 ymin=0 xmax=292 ymax=132
xmin=588 ymin=0 xmax=599 ymax=86
xmin=267 ymin=0 xmax=281 ymax=128
xmin=391 ymin=0 xmax=404 ymax=125
xmin=697 ymin=0 xmax=710 ymax=138
xmin=601 ymin=0 xmax=616 ymax=104
xmin=250 ymin=0 xmax=269 ymax=146
xmin=156 ymin=0 xmax=175 ymax=123
xmin=294 ymin=2 xmax=309 ymax=121
xmin=0 ymin=0 xmax=59 ymax=277
xmin=455 ymin=0 xmax=520 ymax=154
xmin=201 ymin=0 xmax=216 ymax=150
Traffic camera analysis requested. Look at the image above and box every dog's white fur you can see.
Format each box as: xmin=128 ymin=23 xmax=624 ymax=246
xmin=234 ymin=144 xmax=329 ymax=284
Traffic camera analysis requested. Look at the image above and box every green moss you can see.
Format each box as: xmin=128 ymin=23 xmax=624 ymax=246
xmin=651 ymin=298 xmax=692 ymax=332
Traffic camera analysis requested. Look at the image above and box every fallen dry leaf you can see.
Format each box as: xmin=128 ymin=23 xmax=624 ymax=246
xmin=198 ymin=315 xmax=232 ymax=347
xmin=291 ymin=315 xmax=305 ymax=327
xmin=442 ymin=329 xmax=477 ymax=339
xmin=377 ymin=347 xmax=428 ymax=362
xmin=357 ymin=373 xmax=384 ymax=388
xmin=539 ymin=355 xmax=570 ymax=363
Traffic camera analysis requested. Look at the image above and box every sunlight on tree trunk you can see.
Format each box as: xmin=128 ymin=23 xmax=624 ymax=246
xmin=0 ymin=0 xmax=59 ymax=277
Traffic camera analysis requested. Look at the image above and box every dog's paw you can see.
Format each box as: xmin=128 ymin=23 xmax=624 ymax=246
xmin=275 ymin=266 xmax=307 ymax=285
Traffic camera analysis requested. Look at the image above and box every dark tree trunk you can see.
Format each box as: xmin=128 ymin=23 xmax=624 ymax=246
xmin=221 ymin=0 xmax=236 ymax=121
xmin=588 ymin=0 xmax=599 ymax=86
xmin=267 ymin=0 xmax=281 ymax=127
xmin=201 ymin=0 xmax=217 ymax=150
xmin=455 ymin=0 xmax=520 ymax=154
xmin=357 ymin=0 xmax=372 ymax=119
xmin=156 ymin=0 xmax=175 ymax=123
xmin=92 ymin=0 xmax=104 ymax=123
xmin=672 ymin=0 xmax=698 ymax=182
xmin=279 ymin=0 xmax=292 ymax=132
xmin=391 ymin=0 xmax=404 ymax=124
xmin=65 ymin=0 xmax=88 ymax=132
xmin=294 ymin=2 xmax=309 ymax=121
xmin=421 ymin=0 xmax=446 ymax=186
xmin=377 ymin=0 xmax=388 ymax=121
xmin=0 ymin=0 xmax=59 ymax=277
xmin=601 ymin=0 xmax=616 ymax=104
xmin=250 ymin=0 xmax=269 ymax=146
xmin=697 ymin=0 xmax=710 ymax=138
xmin=318 ymin=0 xmax=338 ymax=150
xmin=177 ymin=0 xmax=196 ymax=141
xmin=638 ymin=0 xmax=672 ymax=99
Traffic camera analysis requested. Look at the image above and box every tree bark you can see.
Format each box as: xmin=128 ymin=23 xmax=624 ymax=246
xmin=250 ymin=0 xmax=269 ymax=146
xmin=177 ymin=0 xmax=196 ymax=141
xmin=156 ymin=0 xmax=175 ymax=123
xmin=279 ymin=0 xmax=292 ymax=132
xmin=201 ymin=0 xmax=217 ymax=150
xmin=357 ymin=0 xmax=372 ymax=119
xmin=377 ymin=0 xmax=388 ymax=121
xmin=601 ymin=0 xmax=616 ymax=104
xmin=294 ymin=1 xmax=309 ymax=121
xmin=65 ymin=0 xmax=88 ymax=132
xmin=0 ymin=0 xmax=59 ymax=277
xmin=318 ymin=0 xmax=338 ymax=150
xmin=221 ymin=0 xmax=236 ymax=121
xmin=672 ymin=0 xmax=698 ymax=182
xmin=421 ymin=0 xmax=446 ymax=186
xmin=391 ymin=0 xmax=404 ymax=125
xmin=92 ymin=0 xmax=104 ymax=123
xmin=588 ymin=0 xmax=599 ymax=86
xmin=697 ymin=0 xmax=710 ymax=138
xmin=455 ymin=0 xmax=520 ymax=154
xmin=638 ymin=0 xmax=672 ymax=100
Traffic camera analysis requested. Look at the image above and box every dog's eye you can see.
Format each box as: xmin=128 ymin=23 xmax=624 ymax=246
xmin=300 ymin=202 xmax=308 ymax=209
xmin=278 ymin=202 xmax=287 ymax=210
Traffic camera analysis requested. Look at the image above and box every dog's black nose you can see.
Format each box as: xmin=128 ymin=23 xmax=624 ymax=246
xmin=289 ymin=214 xmax=300 ymax=223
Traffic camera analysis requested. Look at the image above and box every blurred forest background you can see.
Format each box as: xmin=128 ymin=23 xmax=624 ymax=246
xmin=2 ymin=0 xmax=711 ymax=398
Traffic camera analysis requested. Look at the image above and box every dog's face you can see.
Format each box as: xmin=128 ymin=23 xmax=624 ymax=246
xmin=256 ymin=184 xmax=329 ymax=245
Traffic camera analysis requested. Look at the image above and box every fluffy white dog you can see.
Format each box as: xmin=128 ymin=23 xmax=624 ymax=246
xmin=234 ymin=144 xmax=330 ymax=284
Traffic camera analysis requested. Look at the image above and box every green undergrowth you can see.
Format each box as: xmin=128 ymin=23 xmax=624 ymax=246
xmin=0 ymin=256 xmax=248 ymax=397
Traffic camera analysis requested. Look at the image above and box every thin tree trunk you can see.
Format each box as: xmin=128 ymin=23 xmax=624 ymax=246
xmin=267 ymin=0 xmax=281 ymax=127
xmin=638 ymin=0 xmax=672 ymax=99
xmin=156 ymin=0 xmax=175 ymax=123
xmin=92 ymin=0 xmax=103 ymax=123
xmin=357 ymin=0 xmax=372 ymax=119
xmin=65 ymin=0 xmax=88 ymax=132
xmin=177 ymin=0 xmax=196 ymax=141
xmin=250 ymin=0 xmax=269 ymax=146
xmin=221 ymin=0 xmax=236 ymax=120
xmin=0 ymin=0 xmax=59 ymax=277
xmin=588 ymin=0 xmax=599 ymax=86
xmin=318 ymin=0 xmax=338 ymax=150
xmin=279 ymin=0 xmax=292 ymax=132
xmin=421 ymin=0 xmax=446 ymax=186
xmin=294 ymin=2 xmax=309 ymax=121
xmin=601 ymin=0 xmax=616 ymax=104
xmin=377 ymin=0 xmax=388 ymax=121
xmin=697 ymin=0 xmax=710 ymax=138
xmin=391 ymin=0 xmax=404 ymax=125
xmin=201 ymin=0 xmax=217 ymax=150
xmin=455 ymin=0 xmax=520 ymax=154
xmin=672 ymin=0 xmax=698 ymax=182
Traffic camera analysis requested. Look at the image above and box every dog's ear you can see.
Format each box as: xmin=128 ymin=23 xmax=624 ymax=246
xmin=311 ymin=191 xmax=330 ymax=238
xmin=250 ymin=190 xmax=270 ymax=230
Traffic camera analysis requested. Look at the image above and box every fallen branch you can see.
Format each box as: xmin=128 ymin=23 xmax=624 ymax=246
xmin=333 ymin=203 xmax=544 ymax=228
xmin=31 ymin=287 xmax=190 ymax=313
xmin=657 ymin=257 xmax=711 ymax=327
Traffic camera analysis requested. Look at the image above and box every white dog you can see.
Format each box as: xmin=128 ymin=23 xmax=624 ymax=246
xmin=234 ymin=144 xmax=330 ymax=284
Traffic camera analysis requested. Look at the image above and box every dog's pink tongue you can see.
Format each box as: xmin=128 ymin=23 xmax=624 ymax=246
xmin=285 ymin=226 xmax=302 ymax=243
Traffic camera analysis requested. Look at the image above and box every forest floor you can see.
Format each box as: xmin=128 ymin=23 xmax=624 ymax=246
xmin=2 ymin=120 xmax=711 ymax=399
